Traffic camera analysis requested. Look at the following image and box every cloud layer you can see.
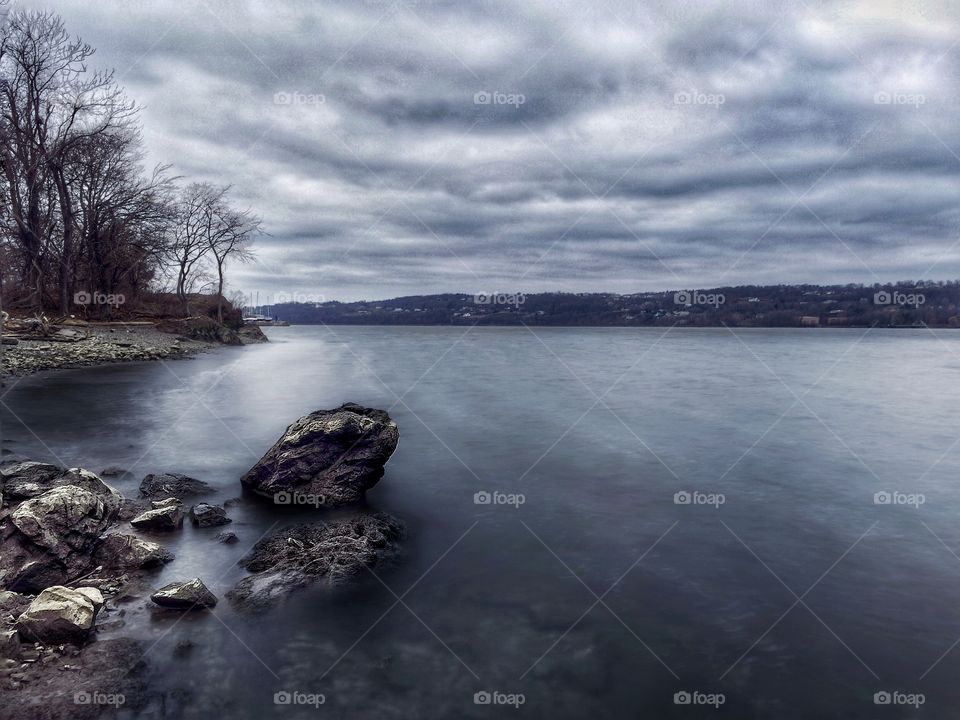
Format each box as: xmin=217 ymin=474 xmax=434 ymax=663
xmin=24 ymin=0 xmax=960 ymax=300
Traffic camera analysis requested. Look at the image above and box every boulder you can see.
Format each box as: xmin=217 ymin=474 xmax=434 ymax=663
xmin=15 ymin=586 xmax=102 ymax=644
xmin=227 ymin=512 xmax=404 ymax=610
xmin=2 ymin=485 xmax=119 ymax=591
xmin=150 ymin=579 xmax=217 ymax=610
xmin=139 ymin=473 xmax=213 ymax=500
xmin=93 ymin=534 xmax=174 ymax=571
xmin=240 ymin=404 xmax=399 ymax=508
xmin=215 ymin=531 xmax=239 ymax=544
xmin=129 ymin=505 xmax=183 ymax=531
xmin=188 ymin=503 xmax=231 ymax=527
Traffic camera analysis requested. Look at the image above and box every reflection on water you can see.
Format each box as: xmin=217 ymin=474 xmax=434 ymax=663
xmin=4 ymin=326 xmax=960 ymax=718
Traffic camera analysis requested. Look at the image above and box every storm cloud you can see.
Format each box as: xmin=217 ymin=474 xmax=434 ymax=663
xmin=22 ymin=0 xmax=960 ymax=300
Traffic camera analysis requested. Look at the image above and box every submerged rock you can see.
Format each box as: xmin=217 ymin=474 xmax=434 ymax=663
xmin=150 ymin=578 xmax=217 ymax=610
xmin=189 ymin=503 xmax=231 ymax=527
xmin=99 ymin=466 xmax=130 ymax=479
xmin=240 ymin=403 xmax=399 ymax=508
xmin=215 ymin=531 xmax=239 ymax=544
xmin=139 ymin=473 xmax=213 ymax=499
xmin=227 ymin=512 xmax=404 ymax=610
xmin=16 ymin=586 xmax=103 ymax=644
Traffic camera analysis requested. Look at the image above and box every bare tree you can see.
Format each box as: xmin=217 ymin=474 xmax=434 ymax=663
xmin=0 ymin=8 xmax=137 ymax=311
xmin=203 ymin=187 xmax=260 ymax=323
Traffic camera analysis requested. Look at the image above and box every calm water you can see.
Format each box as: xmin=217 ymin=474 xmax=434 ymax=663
xmin=4 ymin=326 xmax=960 ymax=718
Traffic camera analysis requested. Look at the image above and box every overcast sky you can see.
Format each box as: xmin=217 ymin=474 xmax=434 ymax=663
xmin=22 ymin=0 xmax=960 ymax=301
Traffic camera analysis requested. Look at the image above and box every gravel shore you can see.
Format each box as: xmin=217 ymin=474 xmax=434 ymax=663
xmin=0 ymin=325 xmax=218 ymax=377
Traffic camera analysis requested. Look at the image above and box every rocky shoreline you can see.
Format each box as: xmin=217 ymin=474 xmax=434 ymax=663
xmin=0 ymin=404 xmax=404 ymax=719
xmin=0 ymin=319 xmax=268 ymax=378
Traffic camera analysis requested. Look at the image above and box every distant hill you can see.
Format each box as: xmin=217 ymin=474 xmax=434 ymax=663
xmin=253 ymin=283 xmax=960 ymax=328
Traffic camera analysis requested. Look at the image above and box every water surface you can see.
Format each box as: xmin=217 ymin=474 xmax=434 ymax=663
xmin=3 ymin=326 xmax=960 ymax=718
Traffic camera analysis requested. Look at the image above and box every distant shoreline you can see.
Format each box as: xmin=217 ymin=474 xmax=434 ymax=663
xmin=254 ymin=285 xmax=954 ymax=329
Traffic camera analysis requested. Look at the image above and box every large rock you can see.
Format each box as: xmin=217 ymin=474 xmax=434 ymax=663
xmin=188 ymin=503 xmax=231 ymax=527
xmin=2 ymin=485 xmax=119 ymax=591
xmin=129 ymin=505 xmax=183 ymax=531
xmin=139 ymin=473 xmax=213 ymax=499
xmin=227 ymin=513 xmax=404 ymax=610
xmin=16 ymin=586 xmax=102 ymax=644
xmin=150 ymin=578 xmax=217 ymax=610
xmin=93 ymin=534 xmax=175 ymax=572
xmin=240 ymin=404 xmax=399 ymax=508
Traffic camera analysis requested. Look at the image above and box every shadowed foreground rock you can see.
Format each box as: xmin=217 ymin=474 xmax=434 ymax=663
xmin=241 ymin=403 xmax=399 ymax=508
xmin=227 ymin=512 xmax=404 ymax=610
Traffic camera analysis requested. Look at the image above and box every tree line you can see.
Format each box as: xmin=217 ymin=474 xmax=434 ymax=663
xmin=0 ymin=5 xmax=260 ymax=322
